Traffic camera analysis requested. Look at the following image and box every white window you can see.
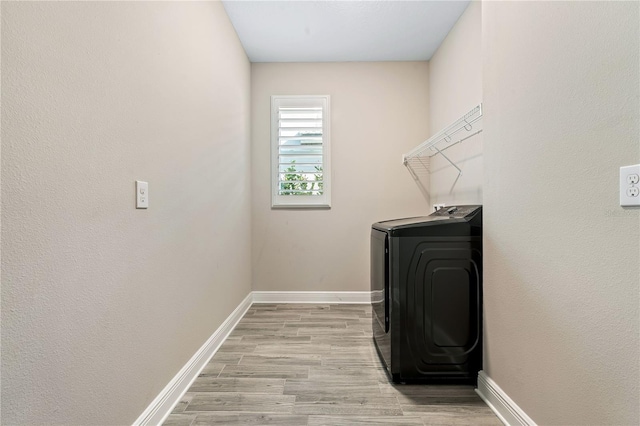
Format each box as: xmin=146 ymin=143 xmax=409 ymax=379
xmin=271 ymin=95 xmax=331 ymax=208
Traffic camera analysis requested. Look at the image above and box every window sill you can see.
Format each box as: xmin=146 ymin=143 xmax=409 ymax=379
xmin=271 ymin=204 xmax=331 ymax=210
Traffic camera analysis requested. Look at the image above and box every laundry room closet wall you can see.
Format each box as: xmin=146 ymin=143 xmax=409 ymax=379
xmin=427 ymin=0 xmax=483 ymax=206
xmin=251 ymin=62 xmax=429 ymax=292
xmin=482 ymin=1 xmax=639 ymax=424
xmin=1 ymin=2 xmax=252 ymax=424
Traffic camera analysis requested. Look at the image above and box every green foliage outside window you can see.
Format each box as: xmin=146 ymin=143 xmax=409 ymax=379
xmin=280 ymin=161 xmax=323 ymax=195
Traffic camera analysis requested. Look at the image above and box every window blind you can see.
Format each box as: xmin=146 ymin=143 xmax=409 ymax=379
xmin=271 ymin=96 xmax=331 ymax=208
xmin=277 ymin=106 xmax=324 ymax=196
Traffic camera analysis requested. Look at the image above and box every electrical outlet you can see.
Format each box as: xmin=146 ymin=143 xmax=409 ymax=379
xmin=136 ymin=181 xmax=149 ymax=209
xmin=433 ymin=203 xmax=446 ymax=212
xmin=620 ymin=164 xmax=640 ymax=207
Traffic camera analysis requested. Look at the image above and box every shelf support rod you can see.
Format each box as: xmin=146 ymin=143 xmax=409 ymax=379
xmin=432 ymin=145 xmax=462 ymax=176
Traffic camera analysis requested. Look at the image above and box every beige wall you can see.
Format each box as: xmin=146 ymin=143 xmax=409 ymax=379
xmin=251 ymin=62 xmax=429 ymax=292
xmin=428 ymin=0 xmax=483 ymax=206
xmin=1 ymin=2 xmax=251 ymax=424
xmin=482 ymin=1 xmax=639 ymax=424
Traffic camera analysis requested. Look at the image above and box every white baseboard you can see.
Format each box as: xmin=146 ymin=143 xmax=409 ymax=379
xmin=132 ymin=292 xmax=253 ymax=426
xmin=476 ymin=370 xmax=537 ymax=426
xmin=252 ymin=291 xmax=371 ymax=304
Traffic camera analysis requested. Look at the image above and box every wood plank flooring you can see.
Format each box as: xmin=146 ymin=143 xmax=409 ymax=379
xmin=163 ymin=304 xmax=502 ymax=426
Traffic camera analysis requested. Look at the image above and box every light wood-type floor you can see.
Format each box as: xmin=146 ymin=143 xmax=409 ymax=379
xmin=164 ymin=304 xmax=502 ymax=426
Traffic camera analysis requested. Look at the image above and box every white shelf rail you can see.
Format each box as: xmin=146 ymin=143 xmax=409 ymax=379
xmin=403 ymin=103 xmax=483 ymax=176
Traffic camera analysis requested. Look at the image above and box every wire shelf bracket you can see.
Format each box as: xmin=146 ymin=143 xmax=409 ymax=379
xmin=403 ymin=103 xmax=483 ymax=178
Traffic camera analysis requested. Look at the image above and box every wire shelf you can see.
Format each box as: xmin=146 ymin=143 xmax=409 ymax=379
xmin=403 ymin=104 xmax=483 ymax=176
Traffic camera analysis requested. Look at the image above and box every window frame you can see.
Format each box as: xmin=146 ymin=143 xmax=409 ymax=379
xmin=270 ymin=95 xmax=331 ymax=209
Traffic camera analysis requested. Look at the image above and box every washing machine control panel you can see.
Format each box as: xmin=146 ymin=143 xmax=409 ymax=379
xmin=431 ymin=205 xmax=480 ymax=218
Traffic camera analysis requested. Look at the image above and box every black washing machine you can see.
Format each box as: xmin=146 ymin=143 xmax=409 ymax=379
xmin=371 ymin=205 xmax=482 ymax=384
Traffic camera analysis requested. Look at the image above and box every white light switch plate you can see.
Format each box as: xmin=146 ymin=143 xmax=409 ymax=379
xmin=620 ymin=164 xmax=640 ymax=207
xmin=136 ymin=181 xmax=149 ymax=209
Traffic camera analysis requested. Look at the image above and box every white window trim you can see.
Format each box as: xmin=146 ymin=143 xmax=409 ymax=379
xmin=271 ymin=95 xmax=331 ymax=209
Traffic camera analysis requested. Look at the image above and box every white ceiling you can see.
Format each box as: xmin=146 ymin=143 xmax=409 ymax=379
xmin=221 ymin=1 xmax=471 ymax=63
